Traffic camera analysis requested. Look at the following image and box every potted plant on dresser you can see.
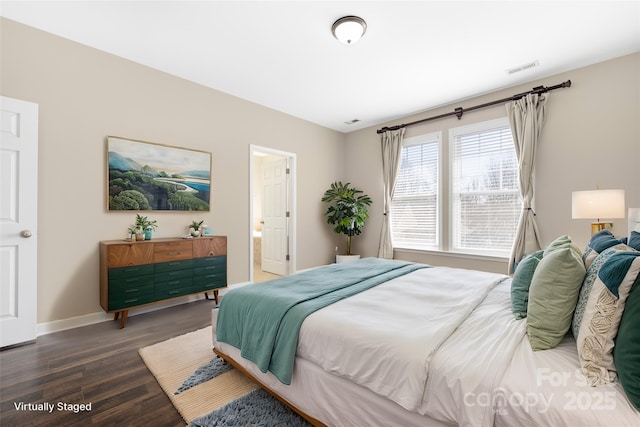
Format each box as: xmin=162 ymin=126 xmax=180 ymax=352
xmin=322 ymin=181 xmax=372 ymax=263
xmin=133 ymin=214 xmax=158 ymax=240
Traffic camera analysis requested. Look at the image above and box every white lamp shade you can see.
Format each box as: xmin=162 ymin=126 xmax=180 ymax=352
xmin=571 ymin=189 xmax=626 ymax=219
xmin=332 ymin=16 xmax=367 ymax=45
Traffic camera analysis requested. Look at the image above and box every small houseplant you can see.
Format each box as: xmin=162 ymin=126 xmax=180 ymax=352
xmin=321 ymin=181 xmax=372 ymax=262
xmin=134 ymin=214 xmax=158 ymax=240
xmin=189 ymin=220 xmax=204 ymax=237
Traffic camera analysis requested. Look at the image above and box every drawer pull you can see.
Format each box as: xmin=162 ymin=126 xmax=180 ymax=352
xmin=124 ymin=298 xmax=139 ymax=303
xmin=124 ymin=288 xmax=139 ymax=293
xmin=169 ymin=290 xmax=180 ymax=295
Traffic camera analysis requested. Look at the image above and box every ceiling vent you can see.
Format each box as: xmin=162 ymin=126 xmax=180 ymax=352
xmin=507 ymin=60 xmax=539 ymax=75
xmin=344 ymin=118 xmax=360 ymax=125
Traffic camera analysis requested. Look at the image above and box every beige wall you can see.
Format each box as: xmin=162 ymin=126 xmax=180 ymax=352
xmin=1 ymin=18 xmax=346 ymax=324
xmin=345 ymin=53 xmax=640 ymax=273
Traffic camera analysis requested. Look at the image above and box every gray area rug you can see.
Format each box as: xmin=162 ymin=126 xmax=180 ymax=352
xmin=175 ymin=357 xmax=233 ymax=395
xmin=179 ymin=356 xmax=311 ymax=427
xmin=188 ymin=388 xmax=311 ymax=427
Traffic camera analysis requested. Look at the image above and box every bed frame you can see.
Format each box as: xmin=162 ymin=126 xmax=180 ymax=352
xmin=213 ymin=348 xmax=326 ymax=426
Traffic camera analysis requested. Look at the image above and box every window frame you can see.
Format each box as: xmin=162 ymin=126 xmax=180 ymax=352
xmin=390 ymin=117 xmax=520 ymax=259
xmin=390 ymin=131 xmax=442 ymax=251
xmin=448 ymin=117 xmax=520 ymax=258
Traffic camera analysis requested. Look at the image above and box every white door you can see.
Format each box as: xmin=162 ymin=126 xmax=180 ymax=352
xmin=261 ymin=158 xmax=288 ymax=275
xmin=1 ymin=96 xmax=38 ymax=347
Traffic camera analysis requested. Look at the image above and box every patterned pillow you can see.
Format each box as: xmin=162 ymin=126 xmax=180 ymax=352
xmin=582 ymin=229 xmax=627 ymax=270
xmin=576 ymin=252 xmax=640 ymax=385
xmin=572 ymin=243 xmax=634 ymax=338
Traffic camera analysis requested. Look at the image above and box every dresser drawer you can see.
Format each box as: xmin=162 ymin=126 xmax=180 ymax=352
xmin=109 ymin=282 xmax=154 ymax=299
xmin=154 ymin=241 xmax=193 ymax=262
xmin=193 ymin=273 xmax=226 ymax=290
xmin=154 ymin=268 xmax=192 ymax=284
xmin=193 ymin=237 xmax=227 ymax=257
xmin=108 ymin=292 xmax=155 ymax=311
xmin=155 ymin=277 xmax=193 ymax=292
xmin=193 ymin=264 xmax=226 ymax=278
xmin=193 ymin=279 xmax=227 ymax=292
xmin=154 ymin=259 xmax=193 ymax=274
xmin=193 ymin=255 xmax=226 ymax=269
xmin=108 ymin=274 xmax=154 ymax=292
xmin=106 ymin=243 xmax=154 ymax=268
xmin=108 ymin=264 xmax=154 ymax=280
xmin=155 ymin=286 xmax=194 ymax=301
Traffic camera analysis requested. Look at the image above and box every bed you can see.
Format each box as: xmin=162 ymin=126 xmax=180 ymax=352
xmin=211 ymin=226 xmax=640 ymax=426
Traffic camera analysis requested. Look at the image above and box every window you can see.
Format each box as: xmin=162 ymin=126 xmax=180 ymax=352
xmin=390 ymin=133 xmax=440 ymax=250
xmin=390 ymin=118 xmax=520 ymax=258
xmin=450 ymin=118 xmax=519 ymax=256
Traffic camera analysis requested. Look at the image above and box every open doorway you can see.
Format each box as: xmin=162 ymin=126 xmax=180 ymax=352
xmin=249 ymin=145 xmax=296 ymax=283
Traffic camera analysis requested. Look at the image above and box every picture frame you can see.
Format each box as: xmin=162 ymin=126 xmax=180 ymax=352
xmin=107 ymin=136 xmax=212 ymax=211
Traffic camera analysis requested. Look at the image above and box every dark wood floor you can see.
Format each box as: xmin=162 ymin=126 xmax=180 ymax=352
xmin=0 ymin=298 xmax=218 ymax=427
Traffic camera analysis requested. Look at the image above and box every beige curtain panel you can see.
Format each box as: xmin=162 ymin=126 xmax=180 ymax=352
xmin=507 ymin=93 xmax=548 ymax=273
xmin=378 ymin=128 xmax=405 ymax=259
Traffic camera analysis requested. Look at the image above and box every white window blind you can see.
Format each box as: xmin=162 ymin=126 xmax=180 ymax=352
xmin=391 ymin=133 xmax=440 ymax=250
xmin=450 ymin=118 xmax=520 ymax=256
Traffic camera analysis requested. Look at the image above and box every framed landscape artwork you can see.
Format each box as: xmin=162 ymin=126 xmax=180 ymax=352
xmin=107 ymin=136 xmax=211 ymax=211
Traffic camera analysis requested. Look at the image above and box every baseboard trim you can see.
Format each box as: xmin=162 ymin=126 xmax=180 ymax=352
xmin=36 ymin=295 xmax=202 ymax=336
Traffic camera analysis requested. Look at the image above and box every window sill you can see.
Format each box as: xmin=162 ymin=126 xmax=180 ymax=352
xmin=394 ymin=247 xmax=508 ymax=263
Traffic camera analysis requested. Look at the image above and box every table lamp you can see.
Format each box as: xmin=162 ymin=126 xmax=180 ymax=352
xmin=572 ymin=189 xmax=625 ymax=235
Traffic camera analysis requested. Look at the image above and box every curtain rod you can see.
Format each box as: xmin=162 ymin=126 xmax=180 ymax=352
xmin=376 ymin=80 xmax=572 ymax=134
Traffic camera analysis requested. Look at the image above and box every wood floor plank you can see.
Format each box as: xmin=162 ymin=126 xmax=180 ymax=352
xmin=0 ymin=298 xmax=217 ymax=426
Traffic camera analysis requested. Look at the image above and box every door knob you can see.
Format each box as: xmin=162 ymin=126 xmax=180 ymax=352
xmin=21 ymin=230 xmax=32 ymax=238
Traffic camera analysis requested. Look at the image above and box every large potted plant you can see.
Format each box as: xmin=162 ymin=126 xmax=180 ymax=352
xmin=322 ymin=181 xmax=372 ymax=263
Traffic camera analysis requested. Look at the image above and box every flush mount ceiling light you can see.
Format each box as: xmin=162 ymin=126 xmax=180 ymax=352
xmin=331 ymin=16 xmax=367 ymax=45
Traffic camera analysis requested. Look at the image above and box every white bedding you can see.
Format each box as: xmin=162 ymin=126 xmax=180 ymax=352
xmin=212 ymin=264 xmax=640 ymax=427
xmin=297 ymin=266 xmax=508 ymax=415
xmin=496 ymin=334 xmax=640 ymax=427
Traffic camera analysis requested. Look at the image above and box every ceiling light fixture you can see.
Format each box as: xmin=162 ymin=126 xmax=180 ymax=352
xmin=331 ymin=16 xmax=367 ymax=45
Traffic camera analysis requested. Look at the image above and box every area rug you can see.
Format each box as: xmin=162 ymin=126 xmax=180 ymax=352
xmin=139 ymin=326 xmax=311 ymax=426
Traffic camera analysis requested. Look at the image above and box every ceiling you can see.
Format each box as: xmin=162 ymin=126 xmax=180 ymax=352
xmin=2 ymin=1 xmax=639 ymax=133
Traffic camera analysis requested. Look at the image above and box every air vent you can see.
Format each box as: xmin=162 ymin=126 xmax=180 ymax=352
xmin=344 ymin=118 xmax=360 ymax=125
xmin=507 ymin=60 xmax=539 ymax=75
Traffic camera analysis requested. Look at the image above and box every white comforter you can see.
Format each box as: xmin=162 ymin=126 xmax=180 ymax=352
xmin=297 ymin=266 xmax=522 ymax=426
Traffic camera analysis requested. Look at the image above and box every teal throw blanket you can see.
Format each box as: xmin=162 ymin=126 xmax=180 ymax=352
xmin=216 ymin=257 xmax=428 ymax=384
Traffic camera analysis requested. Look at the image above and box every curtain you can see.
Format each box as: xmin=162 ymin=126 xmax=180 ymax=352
xmin=507 ymin=93 xmax=548 ymax=273
xmin=378 ymin=128 xmax=405 ymax=259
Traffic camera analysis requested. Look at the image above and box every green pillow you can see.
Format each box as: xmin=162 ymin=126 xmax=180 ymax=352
xmin=511 ymin=250 xmax=544 ymax=320
xmin=543 ymin=234 xmax=573 ymax=256
xmin=527 ymin=245 xmax=586 ymax=350
xmin=614 ymin=273 xmax=640 ymax=410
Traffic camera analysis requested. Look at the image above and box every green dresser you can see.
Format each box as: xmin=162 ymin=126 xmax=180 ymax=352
xmin=100 ymin=236 xmax=227 ymax=328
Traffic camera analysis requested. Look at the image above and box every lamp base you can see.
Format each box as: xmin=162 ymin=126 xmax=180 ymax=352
xmin=591 ymin=222 xmax=614 ymax=236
